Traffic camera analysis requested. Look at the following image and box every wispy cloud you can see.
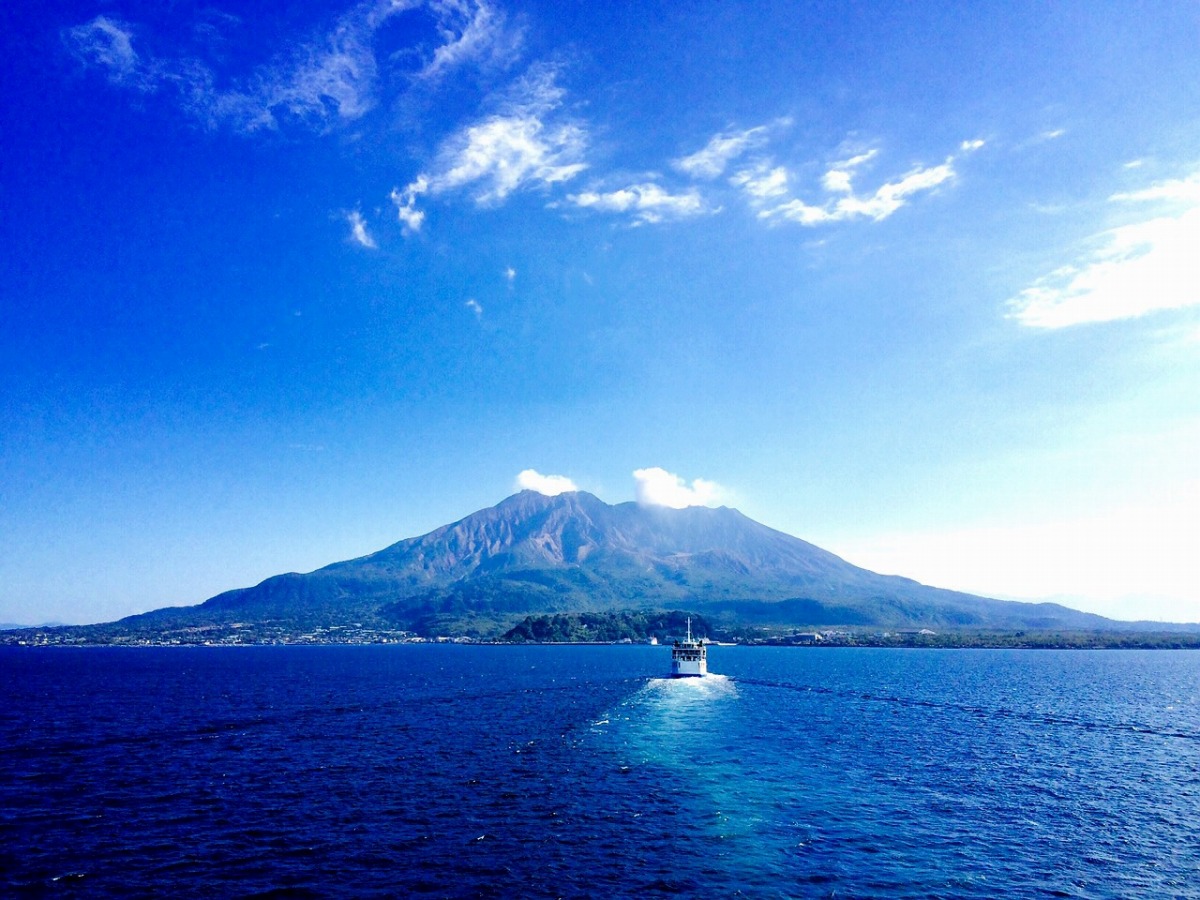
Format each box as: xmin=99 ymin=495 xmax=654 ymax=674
xmin=753 ymin=141 xmax=969 ymax=226
xmin=420 ymin=0 xmax=523 ymax=81
xmin=394 ymin=64 xmax=587 ymax=225
xmin=768 ymin=158 xmax=955 ymax=224
xmin=729 ymin=163 xmax=789 ymax=200
xmin=64 ymin=16 xmax=150 ymax=90
xmin=64 ymin=1 xmax=522 ymax=134
xmin=433 ymin=112 xmax=586 ymax=202
xmin=672 ymin=126 xmax=769 ymax=179
xmin=504 ymin=266 xmax=516 ymax=283
xmin=465 ymin=298 xmax=483 ymax=317
xmin=565 ymin=183 xmax=705 ymax=224
xmin=227 ymin=3 xmax=393 ymax=130
xmin=346 ymin=210 xmax=377 ymax=248
xmin=1109 ymin=174 xmax=1200 ymax=205
xmin=1008 ymin=170 xmax=1200 ymax=328
xmin=516 ymin=469 xmax=577 ymax=496
xmin=1014 ymin=127 xmax=1068 ymax=152
xmin=829 ymin=160 xmax=957 ymax=220
xmin=632 ymin=467 xmax=724 ymax=508
xmin=820 ymin=149 xmax=879 ymax=193
xmin=390 ymin=177 xmax=428 ymax=233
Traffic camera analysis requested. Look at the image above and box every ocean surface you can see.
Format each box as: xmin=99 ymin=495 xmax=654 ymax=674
xmin=2 ymin=646 xmax=1198 ymax=898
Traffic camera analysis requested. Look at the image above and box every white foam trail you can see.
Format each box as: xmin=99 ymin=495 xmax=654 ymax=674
xmin=646 ymin=672 xmax=735 ymax=691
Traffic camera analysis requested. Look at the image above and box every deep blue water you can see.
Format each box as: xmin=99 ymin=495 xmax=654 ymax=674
xmin=2 ymin=646 xmax=1198 ymax=898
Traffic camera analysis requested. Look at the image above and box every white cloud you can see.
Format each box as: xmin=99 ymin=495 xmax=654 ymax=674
xmin=632 ymin=467 xmax=723 ymax=508
xmin=833 ymin=160 xmax=956 ymax=220
xmin=68 ymin=3 xmax=395 ymax=132
xmin=960 ymin=138 xmax=986 ymax=152
xmin=820 ymin=170 xmax=853 ymax=194
xmin=64 ymin=17 xmax=148 ymax=89
xmin=346 ymin=210 xmax=377 ymax=248
xmin=435 ymin=116 xmax=586 ymax=203
xmin=1009 ymin=171 xmax=1200 ymax=328
xmin=761 ymin=151 xmax=958 ymax=226
xmin=1016 ymin=128 xmax=1067 ymax=151
xmin=236 ymin=5 xmax=394 ymax=129
xmin=1110 ymin=173 xmax=1200 ymax=204
xmin=516 ymin=469 xmax=578 ymax=496
xmin=672 ymin=126 xmax=769 ymax=179
xmin=390 ymin=177 xmax=428 ymax=233
xmin=730 ymin=163 xmax=789 ymax=200
xmin=465 ymin=298 xmax=483 ymax=317
xmin=420 ymin=0 xmax=522 ymax=81
xmin=64 ymin=1 xmax=521 ymax=134
xmin=763 ymin=198 xmax=833 ymax=225
xmin=394 ymin=64 xmax=586 ymax=225
xmin=820 ymin=148 xmax=878 ymax=193
xmin=565 ymin=183 xmax=705 ymax=224
xmin=837 ymin=149 xmax=879 ymax=168
xmin=504 ymin=266 xmax=516 ymax=283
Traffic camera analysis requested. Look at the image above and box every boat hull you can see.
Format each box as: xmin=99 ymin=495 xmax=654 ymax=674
xmin=670 ymin=658 xmax=707 ymax=678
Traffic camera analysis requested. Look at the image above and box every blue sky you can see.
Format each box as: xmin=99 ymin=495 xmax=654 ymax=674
xmin=2 ymin=0 xmax=1197 ymax=625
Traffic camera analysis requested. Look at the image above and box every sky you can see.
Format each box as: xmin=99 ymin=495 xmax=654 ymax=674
xmin=1 ymin=0 xmax=1198 ymax=625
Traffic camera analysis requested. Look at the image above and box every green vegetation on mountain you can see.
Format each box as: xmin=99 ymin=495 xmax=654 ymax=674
xmin=503 ymin=610 xmax=712 ymax=643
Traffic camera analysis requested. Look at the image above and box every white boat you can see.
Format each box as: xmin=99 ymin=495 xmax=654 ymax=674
xmin=670 ymin=617 xmax=707 ymax=678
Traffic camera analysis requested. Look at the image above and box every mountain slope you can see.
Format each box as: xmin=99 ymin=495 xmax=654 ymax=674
xmin=118 ymin=490 xmax=1119 ymax=634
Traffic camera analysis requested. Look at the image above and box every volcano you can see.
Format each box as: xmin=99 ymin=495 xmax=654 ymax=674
xmin=114 ymin=490 xmax=1114 ymax=635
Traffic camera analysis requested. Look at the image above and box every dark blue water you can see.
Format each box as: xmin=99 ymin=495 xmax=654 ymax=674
xmin=2 ymin=647 xmax=1198 ymax=898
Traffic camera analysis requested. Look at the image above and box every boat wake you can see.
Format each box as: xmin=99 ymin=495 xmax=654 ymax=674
xmin=584 ymin=670 xmax=773 ymax=844
xmin=591 ymin=673 xmax=739 ymax=748
xmin=645 ymin=672 xmax=736 ymax=696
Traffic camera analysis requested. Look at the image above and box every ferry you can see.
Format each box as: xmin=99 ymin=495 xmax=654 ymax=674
xmin=670 ymin=618 xmax=708 ymax=678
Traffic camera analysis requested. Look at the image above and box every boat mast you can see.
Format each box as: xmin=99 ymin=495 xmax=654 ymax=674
xmin=686 ymin=617 xmax=692 ymax=643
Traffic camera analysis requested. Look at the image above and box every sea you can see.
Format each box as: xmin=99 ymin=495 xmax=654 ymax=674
xmin=1 ymin=645 xmax=1198 ymax=898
